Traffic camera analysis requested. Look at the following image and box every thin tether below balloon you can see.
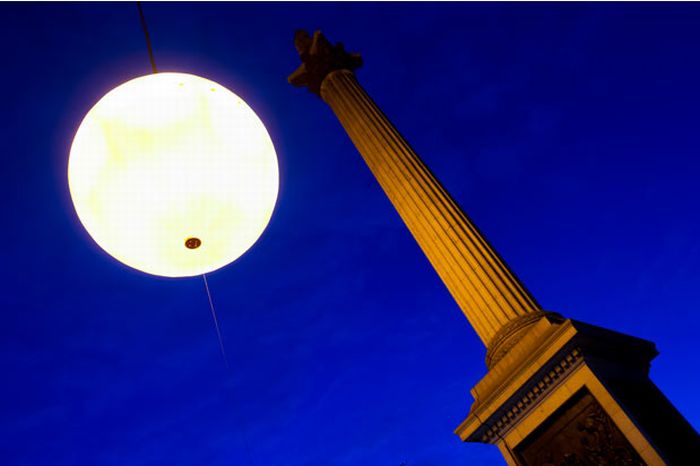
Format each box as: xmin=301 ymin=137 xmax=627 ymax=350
xmin=203 ymin=274 xmax=231 ymax=369
xmin=203 ymin=275 xmax=257 ymax=466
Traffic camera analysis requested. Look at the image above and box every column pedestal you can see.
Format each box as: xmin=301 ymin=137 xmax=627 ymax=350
xmin=456 ymin=318 xmax=699 ymax=465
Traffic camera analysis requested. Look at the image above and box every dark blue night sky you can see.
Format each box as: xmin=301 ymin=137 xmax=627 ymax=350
xmin=1 ymin=3 xmax=699 ymax=465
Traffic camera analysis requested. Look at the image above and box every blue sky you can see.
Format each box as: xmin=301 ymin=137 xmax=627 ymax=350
xmin=1 ymin=3 xmax=699 ymax=465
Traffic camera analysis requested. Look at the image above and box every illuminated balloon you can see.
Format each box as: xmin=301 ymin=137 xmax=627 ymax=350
xmin=68 ymin=72 xmax=279 ymax=277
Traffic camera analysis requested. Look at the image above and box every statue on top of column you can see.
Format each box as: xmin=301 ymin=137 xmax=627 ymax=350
xmin=288 ymin=30 xmax=363 ymax=96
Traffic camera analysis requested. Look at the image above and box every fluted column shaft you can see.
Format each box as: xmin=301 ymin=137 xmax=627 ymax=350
xmin=320 ymin=70 xmax=541 ymax=347
xmin=288 ymin=31 xmax=549 ymax=362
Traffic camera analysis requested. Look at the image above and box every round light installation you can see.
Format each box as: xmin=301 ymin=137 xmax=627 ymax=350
xmin=68 ymin=72 xmax=279 ymax=277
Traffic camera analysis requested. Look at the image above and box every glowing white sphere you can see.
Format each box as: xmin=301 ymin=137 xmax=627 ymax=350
xmin=68 ymin=72 xmax=279 ymax=277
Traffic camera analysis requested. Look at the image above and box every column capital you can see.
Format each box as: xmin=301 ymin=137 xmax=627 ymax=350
xmin=288 ymin=30 xmax=362 ymax=96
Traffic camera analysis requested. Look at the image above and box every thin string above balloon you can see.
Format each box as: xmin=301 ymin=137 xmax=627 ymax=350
xmin=136 ymin=2 xmax=158 ymax=73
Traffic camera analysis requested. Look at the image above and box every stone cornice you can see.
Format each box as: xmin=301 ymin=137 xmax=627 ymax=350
xmin=470 ymin=344 xmax=584 ymax=443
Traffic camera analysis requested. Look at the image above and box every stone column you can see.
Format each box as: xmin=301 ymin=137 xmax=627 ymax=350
xmin=289 ymin=31 xmax=699 ymax=465
xmin=289 ymin=30 xmax=554 ymax=366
